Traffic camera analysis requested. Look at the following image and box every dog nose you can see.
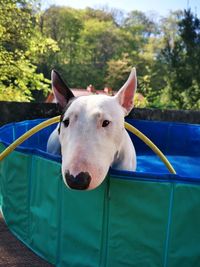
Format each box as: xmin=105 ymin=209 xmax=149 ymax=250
xmin=64 ymin=171 xmax=91 ymax=190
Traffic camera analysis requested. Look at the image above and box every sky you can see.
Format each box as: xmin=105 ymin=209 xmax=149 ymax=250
xmin=44 ymin=0 xmax=200 ymax=17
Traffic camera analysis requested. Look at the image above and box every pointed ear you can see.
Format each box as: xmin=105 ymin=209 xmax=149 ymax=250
xmin=115 ymin=68 xmax=137 ymax=115
xmin=51 ymin=69 xmax=74 ymax=108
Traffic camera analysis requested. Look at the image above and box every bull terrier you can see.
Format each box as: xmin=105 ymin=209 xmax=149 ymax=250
xmin=47 ymin=68 xmax=137 ymax=190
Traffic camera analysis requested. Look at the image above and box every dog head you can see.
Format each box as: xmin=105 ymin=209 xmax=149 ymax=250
xmin=51 ymin=68 xmax=137 ymax=190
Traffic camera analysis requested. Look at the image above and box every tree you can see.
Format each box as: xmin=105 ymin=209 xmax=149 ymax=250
xmin=3 ymin=3 xmax=198 ymax=109
xmin=41 ymin=6 xmax=123 ymax=89
xmin=123 ymin=10 xmax=158 ymax=37
xmin=41 ymin=6 xmax=84 ymax=85
xmin=160 ymin=9 xmax=200 ymax=109
xmin=105 ymin=53 xmax=132 ymax=89
xmin=0 ymin=0 xmax=58 ymax=101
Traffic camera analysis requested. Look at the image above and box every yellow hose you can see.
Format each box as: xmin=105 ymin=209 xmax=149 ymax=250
xmin=124 ymin=122 xmax=176 ymax=174
xmin=0 ymin=116 xmax=176 ymax=174
xmin=0 ymin=116 xmax=60 ymax=162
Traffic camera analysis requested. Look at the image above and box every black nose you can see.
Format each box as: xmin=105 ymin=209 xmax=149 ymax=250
xmin=64 ymin=171 xmax=91 ymax=190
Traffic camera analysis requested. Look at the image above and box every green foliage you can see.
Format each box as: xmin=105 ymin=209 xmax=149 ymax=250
xmin=0 ymin=0 xmax=58 ymax=101
xmin=0 ymin=2 xmax=199 ymax=110
xmin=161 ymin=9 xmax=200 ymax=109
xmin=105 ymin=53 xmax=133 ymax=89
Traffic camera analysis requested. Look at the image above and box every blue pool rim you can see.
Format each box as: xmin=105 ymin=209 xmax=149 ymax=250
xmin=0 ymin=118 xmax=200 ymax=185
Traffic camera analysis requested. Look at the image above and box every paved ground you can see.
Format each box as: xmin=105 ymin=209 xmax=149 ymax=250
xmin=0 ymin=213 xmax=54 ymax=267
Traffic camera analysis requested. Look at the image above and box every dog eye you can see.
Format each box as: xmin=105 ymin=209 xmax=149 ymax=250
xmin=102 ymin=120 xmax=110 ymax=127
xmin=63 ymin=118 xmax=70 ymax=127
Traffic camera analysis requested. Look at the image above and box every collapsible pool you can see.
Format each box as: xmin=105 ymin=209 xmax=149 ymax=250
xmin=0 ymin=118 xmax=200 ymax=267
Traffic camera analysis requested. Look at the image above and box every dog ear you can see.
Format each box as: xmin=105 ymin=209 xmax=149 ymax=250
xmin=51 ymin=70 xmax=74 ymax=108
xmin=115 ymin=68 xmax=137 ymax=115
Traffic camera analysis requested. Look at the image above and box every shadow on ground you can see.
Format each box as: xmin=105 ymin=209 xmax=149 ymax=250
xmin=0 ymin=213 xmax=54 ymax=267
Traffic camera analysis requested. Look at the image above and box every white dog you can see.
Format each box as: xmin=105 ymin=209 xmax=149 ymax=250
xmin=47 ymin=68 xmax=137 ymax=190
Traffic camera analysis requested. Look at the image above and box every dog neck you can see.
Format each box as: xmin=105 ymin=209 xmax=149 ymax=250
xmin=112 ymin=129 xmax=136 ymax=171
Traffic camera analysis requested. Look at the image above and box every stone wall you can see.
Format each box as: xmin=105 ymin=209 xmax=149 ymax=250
xmin=0 ymin=101 xmax=199 ymax=126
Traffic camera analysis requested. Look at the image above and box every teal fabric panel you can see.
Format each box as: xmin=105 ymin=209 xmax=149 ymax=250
xmin=58 ymin=180 xmax=107 ymax=267
xmin=0 ymin=145 xmax=3 ymax=209
xmin=107 ymin=177 xmax=172 ymax=267
xmin=0 ymin=144 xmax=108 ymax=266
xmin=0 ymin=144 xmax=30 ymax=242
xmin=167 ymin=183 xmax=200 ymax=267
xmin=29 ymin=156 xmax=61 ymax=264
xmin=0 ymin=183 xmax=3 ymax=211
xmin=0 ymin=116 xmax=200 ymax=267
